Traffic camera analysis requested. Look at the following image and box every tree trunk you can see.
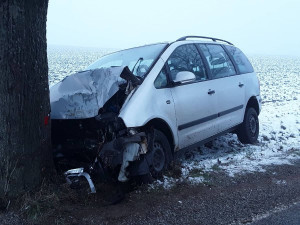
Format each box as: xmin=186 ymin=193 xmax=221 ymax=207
xmin=0 ymin=0 xmax=52 ymax=198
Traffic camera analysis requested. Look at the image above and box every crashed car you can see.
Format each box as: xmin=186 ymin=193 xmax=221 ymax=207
xmin=51 ymin=36 xmax=261 ymax=192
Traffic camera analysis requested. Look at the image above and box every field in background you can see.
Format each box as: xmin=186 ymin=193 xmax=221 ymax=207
xmin=48 ymin=46 xmax=300 ymax=103
xmin=48 ymin=46 xmax=300 ymax=187
xmin=48 ymin=45 xmax=113 ymax=85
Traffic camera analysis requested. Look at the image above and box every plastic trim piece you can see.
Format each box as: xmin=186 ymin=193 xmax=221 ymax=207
xmin=178 ymin=104 xmax=243 ymax=131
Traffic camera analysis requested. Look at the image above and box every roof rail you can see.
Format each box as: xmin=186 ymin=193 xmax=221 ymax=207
xmin=176 ymin=36 xmax=234 ymax=45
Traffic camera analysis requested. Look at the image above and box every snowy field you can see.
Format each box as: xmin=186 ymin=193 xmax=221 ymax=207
xmin=48 ymin=46 xmax=300 ymax=188
xmin=48 ymin=45 xmax=114 ymax=86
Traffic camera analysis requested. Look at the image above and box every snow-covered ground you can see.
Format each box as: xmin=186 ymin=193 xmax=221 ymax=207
xmin=48 ymin=47 xmax=300 ymax=188
xmin=152 ymin=98 xmax=300 ymax=189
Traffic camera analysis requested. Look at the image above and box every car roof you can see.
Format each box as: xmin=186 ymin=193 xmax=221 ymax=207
xmin=97 ymin=36 xmax=234 ymax=59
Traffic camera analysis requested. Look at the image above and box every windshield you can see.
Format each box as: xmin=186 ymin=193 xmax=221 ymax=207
xmin=86 ymin=43 xmax=167 ymax=77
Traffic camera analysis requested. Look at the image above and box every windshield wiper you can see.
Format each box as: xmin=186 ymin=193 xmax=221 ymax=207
xmin=131 ymin=57 xmax=143 ymax=74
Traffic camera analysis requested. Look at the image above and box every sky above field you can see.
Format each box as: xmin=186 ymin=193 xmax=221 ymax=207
xmin=47 ymin=0 xmax=300 ymax=56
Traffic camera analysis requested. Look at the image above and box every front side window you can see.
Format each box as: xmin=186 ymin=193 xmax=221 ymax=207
xmin=225 ymin=45 xmax=254 ymax=74
xmin=198 ymin=44 xmax=236 ymax=79
xmin=167 ymin=44 xmax=207 ymax=82
xmin=154 ymin=66 xmax=168 ymax=88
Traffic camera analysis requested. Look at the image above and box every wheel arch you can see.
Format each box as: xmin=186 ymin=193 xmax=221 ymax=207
xmin=246 ymin=96 xmax=260 ymax=115
xmin=144 ymin=118 xmax=175 ymax=154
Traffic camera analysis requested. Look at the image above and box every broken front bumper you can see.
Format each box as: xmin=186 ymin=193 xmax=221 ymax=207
xmin=64 ymin=131 xmax=151 ymax=193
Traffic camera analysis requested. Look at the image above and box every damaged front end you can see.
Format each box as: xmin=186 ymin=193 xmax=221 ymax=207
xmin=51 ymin=66 xmax=150 ymax=193
xmin=62 ymin=128 xmax=151 ymax=193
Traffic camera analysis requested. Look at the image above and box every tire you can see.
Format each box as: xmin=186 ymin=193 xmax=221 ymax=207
xmin=147 ymin=129 xmax=173 ymax=179
xmin=237 ymin=107 xmax=259 ymax=144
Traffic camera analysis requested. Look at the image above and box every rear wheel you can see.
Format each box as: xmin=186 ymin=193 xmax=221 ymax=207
xmin=147 ymin=129 xmax=173 ymax=179
xmin=237 ymin=107 xmax=259 ymax=144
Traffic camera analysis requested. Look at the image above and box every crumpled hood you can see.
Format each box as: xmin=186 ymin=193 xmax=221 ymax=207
xmin=50 ymin=67 xmax=126 ymax=119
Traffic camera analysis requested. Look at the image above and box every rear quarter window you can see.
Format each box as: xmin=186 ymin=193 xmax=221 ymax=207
xmin=225 ymin=45 xmax=254 ymax=74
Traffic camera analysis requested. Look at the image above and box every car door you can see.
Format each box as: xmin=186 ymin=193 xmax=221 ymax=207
xmin=197 ymin=44 xmax=245 ymax=132
xmin=166 ymin=44 xmax=219 ymax=149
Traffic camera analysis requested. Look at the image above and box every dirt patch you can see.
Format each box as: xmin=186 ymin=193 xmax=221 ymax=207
xmin=1 ymin=160 xmax=300 ymax=225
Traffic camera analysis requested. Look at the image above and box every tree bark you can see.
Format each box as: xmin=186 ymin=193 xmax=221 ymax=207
xmin=0 ymin=0 xmax=52 ymax=198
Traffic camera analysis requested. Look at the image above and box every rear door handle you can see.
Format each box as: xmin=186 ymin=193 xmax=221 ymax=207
xmin=208 ymin=89 xmax=215 ymax=95
xmin=239 ymin=82 xmax=244 ymax=87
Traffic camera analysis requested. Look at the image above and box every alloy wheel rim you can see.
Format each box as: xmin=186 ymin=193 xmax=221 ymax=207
xmin=152 ymin=142 xmax=165 ymax=172
xmin=249 ymin=115 xmax=257 ymax=135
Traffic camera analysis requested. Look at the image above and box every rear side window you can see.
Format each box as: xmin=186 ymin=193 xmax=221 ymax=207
xmin=198 ymin=44 xmax=236 ymax=79
xmin=167 ymin=44 xmax=207 ymax=81
xmin=225 ymin=45 xmax=254 ymax=74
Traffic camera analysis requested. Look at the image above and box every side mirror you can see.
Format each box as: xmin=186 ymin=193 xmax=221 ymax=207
xmin=173 ymin=71 xmax=196 ymax=84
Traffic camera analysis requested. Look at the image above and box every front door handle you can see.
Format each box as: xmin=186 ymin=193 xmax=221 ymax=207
xmin=166 ymin=100 xmax=171 ymax=104
xmin=208 ymin=89 xmax=215 ymax=95
xmin=239 ymin=82 xmax=244 ymax=87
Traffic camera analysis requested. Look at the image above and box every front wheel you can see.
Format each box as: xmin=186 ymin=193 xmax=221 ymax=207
xmin=237 ymin=107 xmax=259 ymax=144
xmin=147 ymin=129 xmax=173 ymax=179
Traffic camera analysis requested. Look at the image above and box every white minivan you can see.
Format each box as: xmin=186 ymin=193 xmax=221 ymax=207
xmin=51 ymin=36 xmax=261 ymax=191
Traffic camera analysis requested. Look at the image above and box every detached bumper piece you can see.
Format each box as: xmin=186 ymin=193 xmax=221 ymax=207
xmin=65 ymin=168 xmax=96 ymax=193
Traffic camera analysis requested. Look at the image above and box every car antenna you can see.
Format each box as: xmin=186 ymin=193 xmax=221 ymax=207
xmin=131 ymin=57 xmax=143 ymax=74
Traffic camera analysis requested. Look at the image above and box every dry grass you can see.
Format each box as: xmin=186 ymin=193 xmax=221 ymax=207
xmin=0 ymin=175 xmax=83 ymax=225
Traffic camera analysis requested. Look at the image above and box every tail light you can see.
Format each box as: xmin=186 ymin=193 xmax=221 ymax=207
xmin=44 ymin=114 xmax=50 ymax=126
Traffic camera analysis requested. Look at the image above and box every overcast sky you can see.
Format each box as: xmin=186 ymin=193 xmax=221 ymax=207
xmin=47 ymin=0 xmax=300 ymax=56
